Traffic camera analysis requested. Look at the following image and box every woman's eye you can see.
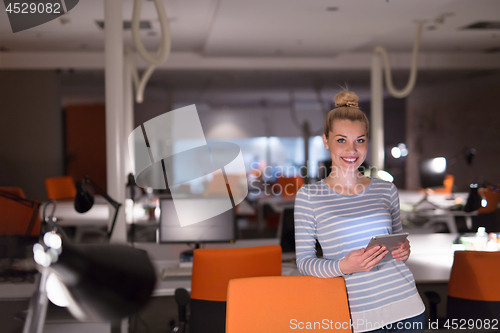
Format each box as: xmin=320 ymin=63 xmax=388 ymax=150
xmin=357 ymin=139 xmax=365 ymax=143
xmin=337 ymin=139 xmax=345 ymax=143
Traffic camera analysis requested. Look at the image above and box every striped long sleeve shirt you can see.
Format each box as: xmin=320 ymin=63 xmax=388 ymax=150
xmin=294 ymin=177 xmax=425 ymax=333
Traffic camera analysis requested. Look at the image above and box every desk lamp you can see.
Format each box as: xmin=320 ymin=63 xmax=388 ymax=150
xmin=463 ymin=183 xmax=484 ymax=213
xmin=414 ymin=157 xmax=447 ymax=210
xmin=23 ymin=203 xmax=156 ymax=333
xmin=74 ymin=176 xmax=122 ymax=240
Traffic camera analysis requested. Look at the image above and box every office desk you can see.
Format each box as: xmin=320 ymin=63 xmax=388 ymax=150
xmin=153 ymin=260 xmax=300 ymax=296
xmin=0 ymin=259 xmax=299 ymax=300
xmin=413 ymin=209 xmax=477 ymax=234
xmin=254 ymin=195 xmax=295 ymax=231
xmin=405 ymin=233 xmax=458 ymax=284
xmin=399 ymin=191 xmax=476 ymax=233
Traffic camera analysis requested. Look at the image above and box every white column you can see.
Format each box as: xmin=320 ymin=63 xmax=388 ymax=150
xmin=105 ymin=0 xmax=126 ymax=242
xmin=370 ymin=53 xmax=384 ymax=174
xmin=123 ymin=51 xmax=134 ymax=177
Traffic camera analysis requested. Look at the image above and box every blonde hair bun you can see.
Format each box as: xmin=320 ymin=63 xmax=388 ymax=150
xmin=334 ymin=91 xmax=359 ymax=108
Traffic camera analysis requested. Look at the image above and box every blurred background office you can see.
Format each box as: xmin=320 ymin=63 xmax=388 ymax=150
xmin=1 ymin=0 xmax=500 ymax=332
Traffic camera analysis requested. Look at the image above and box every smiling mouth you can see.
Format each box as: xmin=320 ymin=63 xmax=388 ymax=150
xmin=341 ymin=157 xmax=359 ymax=164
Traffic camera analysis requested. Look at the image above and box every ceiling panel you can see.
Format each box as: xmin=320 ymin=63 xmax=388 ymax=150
xmin=0 ymin=0 xmax=499 ymax=55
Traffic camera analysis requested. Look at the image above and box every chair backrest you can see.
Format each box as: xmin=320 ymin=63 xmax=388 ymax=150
xmin=0 ymin=187 xmax=26 ymax=198
xmin=45 ymin=176 xmax=76 ymax=200
xmin=447 ymin=251 xmax=500 ymax=320
xmin=449 ymin=250 xmax=500 ymax=301
xmin=226 ymin=276 xmax=352 ymax=333
xmin=0 ymin=189 xmax=41 ymax=237
xmin=477 ymin=187 xmax=499 ymax=214
xmin=277 ymin=176 xmax=304 ymax=197
xmin=189 ymin=245 xmax=282 ymax=333
xmin=191 ymin=245 xmax=282 ymax=301
xmin=432 ymin=174 xmax=454 ymax=194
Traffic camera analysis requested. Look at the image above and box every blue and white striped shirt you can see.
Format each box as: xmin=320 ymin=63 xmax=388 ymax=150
xmin=294 ymin=177 xmax=425 ymax=332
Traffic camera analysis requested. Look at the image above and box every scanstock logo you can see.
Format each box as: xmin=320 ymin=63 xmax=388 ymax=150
xmin=3 ymin=0 xmax=79 ymax=33
xmin=128 ymin=105 xmax=248 ymax=227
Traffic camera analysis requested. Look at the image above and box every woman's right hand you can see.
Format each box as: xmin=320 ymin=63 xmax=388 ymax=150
xmin=339 ymin=246 xmax=388 ymax=275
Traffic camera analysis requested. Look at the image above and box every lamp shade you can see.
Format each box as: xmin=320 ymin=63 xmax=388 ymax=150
xmin=50 ymin=243 xmax=156 ymax=322
xmin=74 ymin=181 xmax=94 ymax=213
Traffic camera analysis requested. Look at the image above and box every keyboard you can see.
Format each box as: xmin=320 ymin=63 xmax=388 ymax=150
xmin=161 ymin=266 xmax=193 ymax=280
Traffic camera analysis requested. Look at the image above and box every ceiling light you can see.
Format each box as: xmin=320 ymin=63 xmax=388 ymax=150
xmin=462 ymin=22 xmax=500 ymax=30
xmin=95 ymin=20 xmax=152 ymax=30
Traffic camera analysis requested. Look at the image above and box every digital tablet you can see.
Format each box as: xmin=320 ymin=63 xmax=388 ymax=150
xmin=365 ymin=233 xmax=409 ymax=259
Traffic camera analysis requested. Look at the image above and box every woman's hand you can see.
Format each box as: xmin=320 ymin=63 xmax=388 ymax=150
xmin=339 ymin=246 xmax=388 ymax=275
xmin=392 ymin=239 xmax=410 ymax=261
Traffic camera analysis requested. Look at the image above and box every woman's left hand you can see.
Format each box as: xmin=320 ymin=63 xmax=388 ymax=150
xmin=392 ymin=239 xmax=410 ymax=261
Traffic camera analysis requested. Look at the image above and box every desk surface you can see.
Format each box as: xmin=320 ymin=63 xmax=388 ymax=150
xmin=42 ymin=197 xmax=110 ymax=227
xmin=405 ymin=233 xmax=458 ymax=284
xmin=0 ymin=233 xmax=471 ymax=300
xmin=0 ymin=260 xmax=299 ymax=299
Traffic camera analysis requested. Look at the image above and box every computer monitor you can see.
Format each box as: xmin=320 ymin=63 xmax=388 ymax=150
xmin=419 ymin=157 xmax=447 ymax=189
xmin=158 ymin=198 xmax=235 ymax=245
xmin=279 ymin=207 xmax=295 ymax=253
xmin=317 ymin=160 xmax=332 ymax=180
xmin=414 ymin=157 xmax=447 ymax=210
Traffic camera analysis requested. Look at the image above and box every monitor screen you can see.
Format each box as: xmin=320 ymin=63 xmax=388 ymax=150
xmin=419 ymin=157 xmax=447 ymax=189
xmin=280 ymin=207 xmax=295 ymax=253
xmin=158 ymin=198 xmax=235 ymax=244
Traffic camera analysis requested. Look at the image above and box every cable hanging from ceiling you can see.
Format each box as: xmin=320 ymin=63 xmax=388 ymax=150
xmin=374 ymin=22 xmax=424 ymax=98
xmin=128 ymin=0 xmax=171 ymax=103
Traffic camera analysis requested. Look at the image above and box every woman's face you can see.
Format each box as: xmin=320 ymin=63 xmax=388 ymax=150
xmin=322 ymin=120 xmax=368 ymax=175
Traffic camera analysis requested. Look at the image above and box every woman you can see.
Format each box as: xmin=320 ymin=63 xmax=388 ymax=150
xmin=294 ymin=91 xmax=425 ymax=333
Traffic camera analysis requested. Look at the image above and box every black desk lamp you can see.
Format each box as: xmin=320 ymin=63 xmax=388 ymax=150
xmin=23 ymin=203 xmax=156 ymax=333
xmin=74 ymin=176 xmax=122 ymax=240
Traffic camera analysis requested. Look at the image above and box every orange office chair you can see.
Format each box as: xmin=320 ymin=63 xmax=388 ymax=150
xmin=0 ymin=188 xmax=41 ymax=261
xmin=226 ymin=276 xmax=352 ymax=333
xmin=447 ymin=251 xmax=500 ymax=320
xmin=277 ymin=176 xmax=304 ymax=197
xmin=0 ymin=187 xmax=41 ymax=237
xmin=477 ymin=187 xmax=499 ymax=214
xmin=45 ymin=176 xmax=77 ymax=200
xmin=177 ymin=245 xmax=282 ymax=333
xmin=471 ymin=186 xmax=500 ymax=232
xmin=0 ymin=187 xmax=26 ymax=198
xmin=418 ymin=174 xmax=454 ymax=194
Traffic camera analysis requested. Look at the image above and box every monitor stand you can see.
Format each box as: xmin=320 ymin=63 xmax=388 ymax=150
xmin=180 ymin=243 xmax=200 ymax=264
xmin=413 ymin=190 xmax=441 ymax=210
